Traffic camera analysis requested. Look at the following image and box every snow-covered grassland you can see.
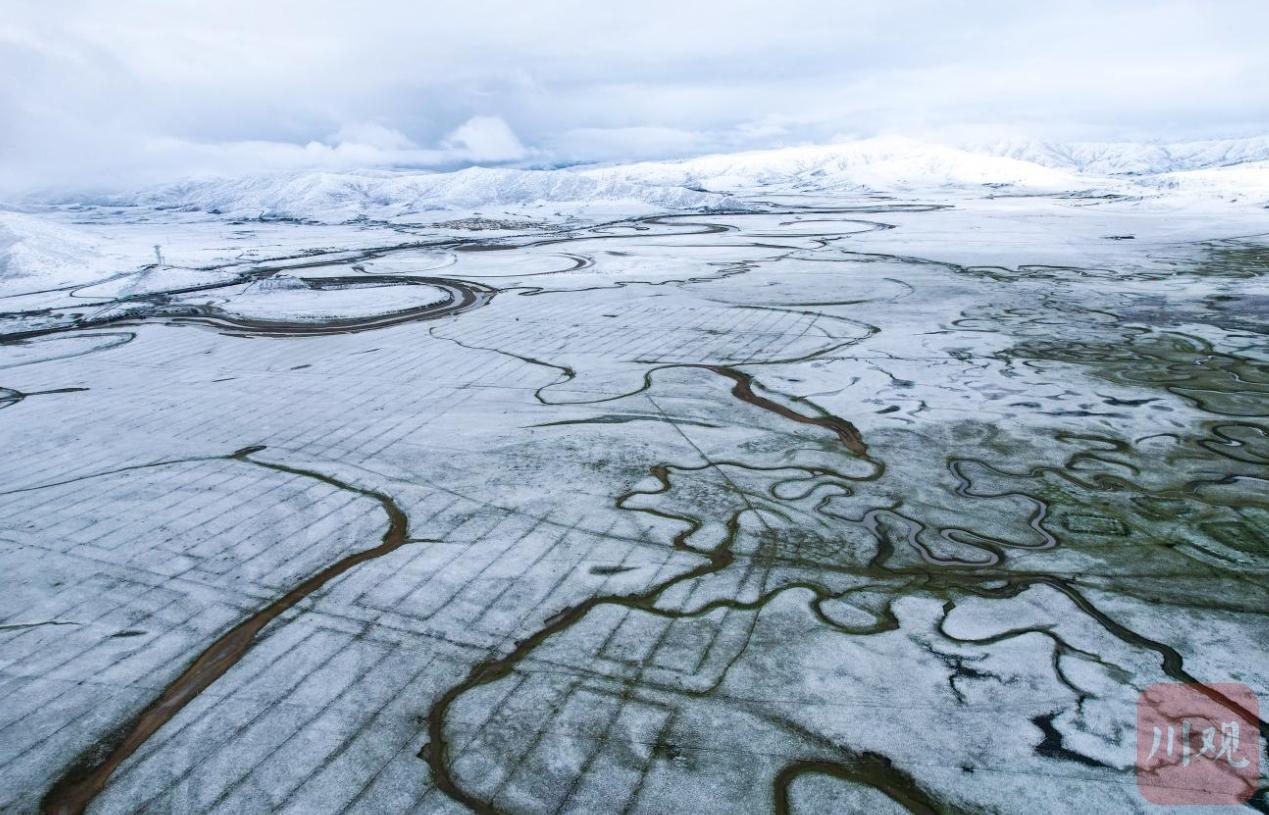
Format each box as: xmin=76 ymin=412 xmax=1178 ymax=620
xmin=1 ymin=136 xmax=1267 ymax=814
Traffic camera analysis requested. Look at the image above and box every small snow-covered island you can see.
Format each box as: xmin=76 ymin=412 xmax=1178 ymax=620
xmin=1 ymin=3 xmax=1266 ymax=814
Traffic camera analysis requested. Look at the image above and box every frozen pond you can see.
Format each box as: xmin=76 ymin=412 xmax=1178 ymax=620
xmin=1 ymin=195 xmax=1266 ymax=814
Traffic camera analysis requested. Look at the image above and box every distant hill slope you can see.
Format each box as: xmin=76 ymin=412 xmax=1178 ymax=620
xmin=0 ymin=209 xmax=104 ymax=289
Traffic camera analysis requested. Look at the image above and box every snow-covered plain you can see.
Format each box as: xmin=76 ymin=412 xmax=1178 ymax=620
xmin=1 ymin=139 xmax=1267 ymax=814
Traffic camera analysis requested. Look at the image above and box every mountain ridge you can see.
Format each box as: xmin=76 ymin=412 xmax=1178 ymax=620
xmin=32 ymin=135 xmax=1269 ymax=222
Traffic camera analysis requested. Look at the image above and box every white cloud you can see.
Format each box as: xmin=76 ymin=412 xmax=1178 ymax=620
xmin=440 ymin=116 xmax=528 ymax=162
xmin=328 ymin=123 xmax=418 ymax=151
xmin=552 ymin=127 xmax=711 ymax=163
xmin=2 ymin=0 xmax=1267 ymax=194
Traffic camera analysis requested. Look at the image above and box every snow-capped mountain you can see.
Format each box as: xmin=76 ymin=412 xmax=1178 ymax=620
xmin=79 ymin=167 xmax=733 ymax=223
xmin=968 ymin=135 xmax=1269 ymax=176
xmin=589 ymin=135 xmax=1269 ymax=195
xmin=589 ymin=136 xmax=1084 ymax=192
xmin=36 ymin=135 xmax=1269 ymax=224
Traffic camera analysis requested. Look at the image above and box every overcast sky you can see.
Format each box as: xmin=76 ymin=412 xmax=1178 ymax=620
xmin=3 ymin=0 xmax=1266 ymax=193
